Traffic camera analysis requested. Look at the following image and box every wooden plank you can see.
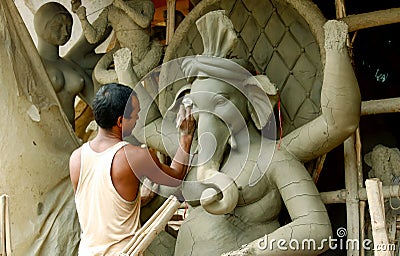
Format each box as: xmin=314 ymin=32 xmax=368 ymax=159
xmin=341 ymin=8 xmax=400 ymax=32
xmin=361 ymin=98 xmax=400 ymax=116
xmin=365 ymin=179 xmax=391 ymax=256
xmin=344 ymin=135 xmax=360 ymax=256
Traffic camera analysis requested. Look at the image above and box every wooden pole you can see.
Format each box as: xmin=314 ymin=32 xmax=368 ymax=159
xmin=361 ymin=98 xmax=400 ymax=116
xmin=1 ymin=195 xmax=5 ymax=256
xmin=1 ymin=194 xmax=11 ymax=256
xmin=365 ymin=179 xmax=391 ymax=256
xmin=130 ymin=197 xmax=181 ymax=255
xmin=120 ymin=195 xmax=182 ymax=256
xmin=320 ymin=185 xmax=400 ymax=204
xmin=333 ymin=1 xmax=360 ymax=253
xmin=166 ymin=0 xmax=177 ymax=45
xmin=120 ymin=196 xmax=173 ymax=254
xmin=341 ymin=8 xmax=400 ymax=32
xmin=344 ymin=135 xmax=360 ymax=256
xmin=356 ymin=128 xmax=366 ymax=256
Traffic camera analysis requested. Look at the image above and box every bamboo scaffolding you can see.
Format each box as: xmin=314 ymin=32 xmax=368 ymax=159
xmin=361 ymin=98 xmax=400 ymax=116
xmin=341 ymin=8 xmax=400 ymax=32
xmin=320 ymin=185 xmax=400 ymax=204
xmin=365 ymin=179 xmax=391 ymax=256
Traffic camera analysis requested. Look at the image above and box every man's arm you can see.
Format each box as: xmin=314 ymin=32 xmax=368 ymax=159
xmin=113 ymin=0 xmax=154 ymax=28
xmin=69 ymin=147 xmax=82 ymax=192
xmin=127 ymin=106 xmax=195 ymax=186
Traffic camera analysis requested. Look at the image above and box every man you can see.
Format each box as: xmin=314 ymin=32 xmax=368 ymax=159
xmin=69 ymin=83 xmax=195 ymax=255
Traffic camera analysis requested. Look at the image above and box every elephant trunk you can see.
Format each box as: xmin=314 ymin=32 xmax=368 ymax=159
xmin=196 ymin=113 xmax=239 ymax=215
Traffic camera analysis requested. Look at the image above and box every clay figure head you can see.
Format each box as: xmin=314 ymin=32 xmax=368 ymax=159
xmin=93 ymin=83 xmax=139 ymax=137
xmin=34 ymin=2 xmax=73 ymax=46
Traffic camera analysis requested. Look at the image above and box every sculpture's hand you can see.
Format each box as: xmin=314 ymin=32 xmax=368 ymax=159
xmin=75 ymin=5 xmax=87 ymax=20
xmin=71 ymin=0 xmax=81 ymax=13
xmin=113 ymin=0 xmax=126 ymax=10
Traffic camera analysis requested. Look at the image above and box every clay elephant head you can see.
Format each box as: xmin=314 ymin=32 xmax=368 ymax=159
xmin=180 ymin=55 xmax=277 ymax=215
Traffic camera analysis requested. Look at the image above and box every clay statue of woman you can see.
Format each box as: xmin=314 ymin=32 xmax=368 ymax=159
xmin=34 ymin=2 xmax=95 ymax=127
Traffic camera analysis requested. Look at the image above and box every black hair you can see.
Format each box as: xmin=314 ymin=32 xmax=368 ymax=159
xmin=92 ymin=83 xmax=137 ymax=129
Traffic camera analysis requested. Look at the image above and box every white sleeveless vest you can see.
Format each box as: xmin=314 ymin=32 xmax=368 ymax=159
xmin=75 ymin=141 xmax=140 ymax=255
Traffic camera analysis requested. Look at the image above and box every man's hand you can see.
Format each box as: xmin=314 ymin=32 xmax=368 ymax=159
xmin=176 ymin=98 xmax=196 ymax=136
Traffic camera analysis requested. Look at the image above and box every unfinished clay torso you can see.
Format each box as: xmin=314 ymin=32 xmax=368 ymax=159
xmin=76 ymin=0 xmax=161 ymax=86
xmin=179 ymin=144 xmax=296 ymax=255
xmin=107 ymin=1 xmax=152 ymax=62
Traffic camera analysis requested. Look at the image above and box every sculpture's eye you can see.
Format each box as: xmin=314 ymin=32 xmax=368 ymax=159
xmin=215 ymin=97 xmax=227 ymax=106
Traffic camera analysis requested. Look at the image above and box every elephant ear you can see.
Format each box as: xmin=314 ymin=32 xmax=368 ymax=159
xmin=244 ymin=75 xmax=278 ymax=130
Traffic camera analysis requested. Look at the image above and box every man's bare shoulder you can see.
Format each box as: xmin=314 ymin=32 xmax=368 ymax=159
xmin=123 ymin=144 xmax=160 ymax=174
xmin=123 ymin=144 xmax=150 ymax=159
xmin=70 ymin=146 xmax=83 ymax=165
xmin=69 ymin=146 xmax=83 ymax=192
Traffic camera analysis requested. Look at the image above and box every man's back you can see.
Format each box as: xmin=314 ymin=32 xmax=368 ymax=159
xmin=74 ymin=141 xmax=140 ymax=255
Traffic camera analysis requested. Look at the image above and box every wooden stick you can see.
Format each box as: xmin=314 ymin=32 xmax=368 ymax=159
xmin=166 ymin=0 xmax=177 ymax=45
xmin=1 ymin=195 xmax=5 ymax=256
xmin=312 ymin=154 xmax=326 ymax=183
xmin=344 ymin=134 xmax=360 ymax=256
xmin=365 ymin=179 xmax=391 ymax=256
xmin=320 ymin=185 xmax=400 ymax=204
xmin=360 ymin=200 xmax=366 ymax=256
xmin=341 ymin=8 xmax=400 ymax=32
xmin=125 ymin=196 xmax=180 ymax=255
xmin=361 ymin=98 xmax=400 ymax=116
xmin=120 ymin=195 xmax=173 ymax=255
xmin=1 ymin=194 xmax=11 ymax=256
xmin=130 ymin=197 xmax=181 ymax=255
xmin=356 ymin=128 xmax=366 ymax=256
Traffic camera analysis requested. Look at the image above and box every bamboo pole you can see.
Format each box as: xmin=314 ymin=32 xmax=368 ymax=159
xmin=1 ymin=195 xmax=4 ymax=256
xmin=120 ymin=195 xmax=182 ymax=255
xmin=334 ymin=1 xmax=360 ymax=253
xmin=120 ymin=195 xmax=173 ymax=254
xmin=361 ymin=98 xmax=400 ymax=116
xmin=341 ymin=8 xmax=400 ymax=32
xmin=365 ymin=179 xmax=391 ymax=256
xmin=1 ymin=194 xmax=11 ymax=256
xmin=356 ymin=128 xmax=366 ymax=256
xmin=320 ymin=185 xmax=400 ymax=204
xmin=312 ymin=154 xmax=326 ymax=183
xmin=166 ymin=0 xmax=177 ymax=45
xmin=344 ymin=135 xmax=360 ymax=256
xmin=130 ymin=197 xmax=181 ymax=255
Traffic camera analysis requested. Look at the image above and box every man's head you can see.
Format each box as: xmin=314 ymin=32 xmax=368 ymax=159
xmin=93 ymin=83 xmax=139 ymax=136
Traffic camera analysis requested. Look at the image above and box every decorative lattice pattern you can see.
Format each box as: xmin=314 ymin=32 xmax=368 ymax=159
xmin=170 ymin=0 xmax=323 ymax=135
